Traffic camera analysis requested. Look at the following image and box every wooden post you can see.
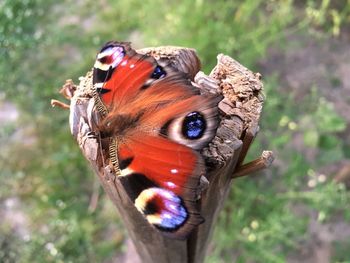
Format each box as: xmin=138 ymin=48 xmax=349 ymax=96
xmin=53 ymin=46 xmax=273 ymax=263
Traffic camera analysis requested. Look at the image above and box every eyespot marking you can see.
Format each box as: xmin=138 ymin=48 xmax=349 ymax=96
xmin=182 ymin=111 xmax=206 ymax=140
xmin=151 ymin=65 xmax=166 ymax=79
xmin=135 ymin=188 xmax=188 ymax=231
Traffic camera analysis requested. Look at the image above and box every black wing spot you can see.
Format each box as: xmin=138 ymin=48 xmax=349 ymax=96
xmin=119 ymin=157 xmax=133 ymax=170
xmin=119 ymin=173 xmax=158 ymax=201
xmin=143 ymin=198 xmax=159 ymax=215
xmin=159 ymin=119 xmax=174 ymax=137
xmin=93 ymin=65 xmax=115 ymax=85
xmin=96 ymin=87 xmax=111 ymax=94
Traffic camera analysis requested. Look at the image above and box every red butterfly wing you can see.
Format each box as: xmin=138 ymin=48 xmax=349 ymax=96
xmin=92 ymin=41 xmax=221 ymax=239
xmin=117 ymin=133 xmax=204 ymax=239
xmin=93 ymin=41 xmax=157 ymax=107
xmin=106 ymin=81 xmax=219 ymax=238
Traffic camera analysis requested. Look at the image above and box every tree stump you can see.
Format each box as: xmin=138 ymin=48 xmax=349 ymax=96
xmin=52 ymin=45 xmax=274 ymax=263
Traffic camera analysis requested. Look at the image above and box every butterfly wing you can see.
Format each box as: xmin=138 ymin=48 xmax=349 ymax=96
xmin=93 ymin=41 xmax=171 ymax=108
xmin=117 ymin=133 xmax=204 ymax=239
xmin=92 ymin=41 xmax=221 ymax=239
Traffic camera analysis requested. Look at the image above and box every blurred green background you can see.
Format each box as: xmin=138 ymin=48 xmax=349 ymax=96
xmin=1 ymin=0 xmax=350 ymax=262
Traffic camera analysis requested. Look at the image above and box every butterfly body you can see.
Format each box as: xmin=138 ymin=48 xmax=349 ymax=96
xmin=92 ymin=41 xmax=221 ymax=239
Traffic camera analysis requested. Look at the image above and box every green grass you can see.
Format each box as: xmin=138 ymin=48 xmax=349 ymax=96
xmin=1 ymin=0 xmax=350 ymax=262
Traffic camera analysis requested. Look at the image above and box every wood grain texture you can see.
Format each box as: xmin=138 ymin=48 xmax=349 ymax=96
xmin=60 ymin=46 xmax=270 ymax=263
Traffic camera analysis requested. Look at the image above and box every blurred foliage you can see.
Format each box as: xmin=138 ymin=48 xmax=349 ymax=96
xmin=1 ymin=0 xmax=350 ymax=262
xmin=208 ymin=79 xmax=350 ymax=262
xmin=304 ymin=0 xmax=350 ymax=36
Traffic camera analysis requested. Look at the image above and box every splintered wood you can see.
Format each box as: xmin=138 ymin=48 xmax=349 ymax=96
xmin=55 ymin=46 xmax=274 ymax=263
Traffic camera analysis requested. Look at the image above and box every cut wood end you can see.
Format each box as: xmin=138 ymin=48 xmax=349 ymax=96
xmin=261 ymin=150 xmax=275 ymax=166
xmin=232 ymin=150 xmax=274 ymax=179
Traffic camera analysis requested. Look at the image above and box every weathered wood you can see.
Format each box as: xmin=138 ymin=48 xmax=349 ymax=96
xmin=188 ymin=54 xmax=266 ymax=263
xmin=55 ymin=46 xmax=273 ymax=263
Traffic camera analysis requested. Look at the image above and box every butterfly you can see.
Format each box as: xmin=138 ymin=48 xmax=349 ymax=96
xmin=91 ymin=41 xmax=221 ymax=239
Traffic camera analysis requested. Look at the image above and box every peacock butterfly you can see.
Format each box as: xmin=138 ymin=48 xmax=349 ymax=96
xmin=91 ymin=41 xmax=221 ymax=239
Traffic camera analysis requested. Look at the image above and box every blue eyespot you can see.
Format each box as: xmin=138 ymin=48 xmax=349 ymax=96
xmin=182 ymin=112 xmax=206 ymax=139
xmin=151 ymin=66 xmax=166 ymax=79
xmin=138 ymin=188 xmax=188 ymax=231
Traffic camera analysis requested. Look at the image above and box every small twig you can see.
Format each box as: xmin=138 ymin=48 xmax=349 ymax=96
xmin=51 ymin=99 xmax=70 ymax=109
xmin=236 ymin=123 xmax=259 ymax=167
xmin=233 ymin=151 xmax=274 ymax=179
xmin=334 ymin=163 xmax=350 ymax=188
